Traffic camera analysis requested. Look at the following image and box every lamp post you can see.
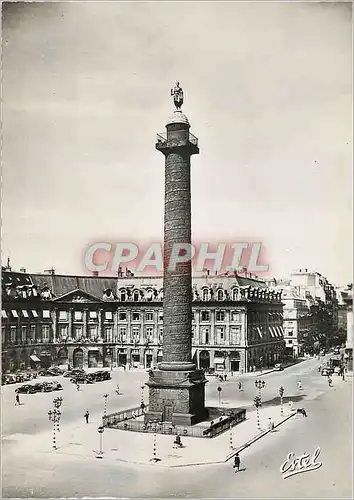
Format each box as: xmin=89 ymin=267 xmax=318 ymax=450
xmin=229 ymin=419 xmax=234 ymax=450
xmin=149 ymin=419 xmax=161 ymax=462
xmin=103 ymin=393 xmax=109 ymax=417
xmin=217 ymin=386 xmax=222 ymax=405
xmin=140 ymin=384 xmax=145 ymax=410
xmin=254 ymin=395 xmax=261 ymax=431
xmin=255 ymin=379 xmax=266 ymax=403
xmin=96 ymin=426 xmax=105 ymax=459
xmin=279 ymin=386 xmax=285 ymax=416
xmin=48 ymin=396 xmax=63 ymax=450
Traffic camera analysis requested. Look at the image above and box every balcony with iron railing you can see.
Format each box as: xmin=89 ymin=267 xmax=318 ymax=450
xmin=156 ymin=131 xmax=199 ymax=152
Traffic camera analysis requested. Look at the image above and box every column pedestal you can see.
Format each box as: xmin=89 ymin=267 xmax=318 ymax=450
xmin=146 ymin=368 xmax=208 ymax=426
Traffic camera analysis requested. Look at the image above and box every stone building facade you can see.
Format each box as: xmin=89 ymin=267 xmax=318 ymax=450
xmin=1 ymin=269 xmax=285 ymax=373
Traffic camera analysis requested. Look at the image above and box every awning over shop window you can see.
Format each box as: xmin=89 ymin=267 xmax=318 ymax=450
xmin=22 ymin=310 xmax=29 ymax=318
xmin=268 ymin=326 xmax=275 ymax=337
xmin=277 ymin=326 xmax=283 ymax=336
xmin=1 ymin=310 xmax=7 ymax=318
xmin=30 ymin=355 xmax=40 ymax=362
xmin=214 ymin=357 xmax=225 ymax=364
xmin=11 ymin=310 xmax=18 ymax=318
xmin=257 ymin=327 xmax=263 ymax=338
xmin=32 ymin=310 xmax=38 ymax=318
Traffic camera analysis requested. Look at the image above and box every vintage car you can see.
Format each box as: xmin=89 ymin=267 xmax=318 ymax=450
xmin=63 ymin=368 xmax=86 ymax=378
xmin=321 ymin=367 xmax=333 ymax=376
xmin=274 ymin=363 xmax=284 ymax=371
xmin=70 ymin=374 xmax=94 ymax=384
xmin=38 ymin=367 xmax=63 ymax=377
xmin=93 ymin=370 xmax=111 ymax=382
xmin=15 ymin=384 xmax=39 ymax=394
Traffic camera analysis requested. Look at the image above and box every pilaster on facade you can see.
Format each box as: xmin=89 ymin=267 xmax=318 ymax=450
xmin=68 ymin=308 xmax=73 ymax=339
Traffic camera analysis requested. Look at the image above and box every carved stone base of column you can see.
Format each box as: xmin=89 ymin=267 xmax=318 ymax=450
xmin=145 ymin=368 xmax=208 ymax=426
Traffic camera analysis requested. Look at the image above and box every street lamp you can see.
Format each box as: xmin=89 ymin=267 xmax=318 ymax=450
xmin=255 ymin=379 xmax=266 ymax=403
xmin=229 ymin=418 xmax=234 ymax=450
xmin=279 ymin=386 xmax=285 ymax=416
xmin=149 ymin=419 xmax=161 ymax=462
xmin=217 ymin=386 xmax=222 ymax=405
xmin=140 ymin=384 xmax=146 ymax=410
xmin=254 ymin=395 xmax=261 ymax=431
xmin=96 ymin=426 xmax=105 ymax=459
xmin=103 ymin=393 xmax=109 ymax=417
xmin=48 ymin=396 xmax=63 ymax=450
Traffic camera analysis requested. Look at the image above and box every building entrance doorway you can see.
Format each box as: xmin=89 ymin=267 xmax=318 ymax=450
xmin=118 ymin=353 xmax=127 ymax=367
xmin=88 ymin=351 xmax=98 ymax=368
xmin=73 ymin=348 xmax=84 ymax=368
xmin=199 ymin=350 xmax=210 ymax=369
xmin=145 ymin=354 xmax=153 ymax=368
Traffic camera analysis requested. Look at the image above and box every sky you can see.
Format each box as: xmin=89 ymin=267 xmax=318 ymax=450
xmin=2 ymin=1 xmax=352 ymax=285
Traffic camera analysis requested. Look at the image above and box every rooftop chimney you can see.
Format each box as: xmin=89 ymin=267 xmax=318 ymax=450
xmin=20 ymin=268 xmax=26 ymax=273
xmin=92 ymin=271 xmax=99 ymax=277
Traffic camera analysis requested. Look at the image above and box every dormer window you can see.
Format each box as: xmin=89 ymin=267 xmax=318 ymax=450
xmin=217 ymin=289 xmax=224 ymax=301
xmin=202 ymin=289 xmax=209 ymax=301
xmin=120 ymin=290 xmax=126 ymax=302
xmin=133 ymin=290 xmax=140 ymax=302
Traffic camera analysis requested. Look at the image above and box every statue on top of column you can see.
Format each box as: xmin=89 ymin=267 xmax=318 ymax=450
xmin=171 ymin=81 xmax=183 ymax=109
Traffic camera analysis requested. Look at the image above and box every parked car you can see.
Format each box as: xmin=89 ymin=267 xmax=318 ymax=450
xmin=70 ymin=375 xmax=94 ymax=384
xmin=44 ymin=381 xmax=63 ymax=391
xmin=63 ymin=368 xmax=85 ymax=378
xmin=31 ymin=382 xmax=53 ymax=392
xmin=15 ymin=384 xmax=38 ymax=394
xmin=321 ymin=366 xmax=334 ymax=376
xmin=274 ymin=363 xmax=284 ymax=371
xmin=93 ymin=370 xmax=111 ymax=381
xmin=38 ymin=367 xmax=63 ymax=377
xmin=3 ymin=375 xmax=17 ymax=385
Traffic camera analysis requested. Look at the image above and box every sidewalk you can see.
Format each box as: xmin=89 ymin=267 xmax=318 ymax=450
xmin=4 ymin=403 xmax=300 ymax=468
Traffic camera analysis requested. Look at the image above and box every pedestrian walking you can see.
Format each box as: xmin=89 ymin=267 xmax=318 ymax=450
xmin=233 ymin=453 xmax=240 ymax=472
xmin=84 ymin=410 xmax=89 ymax=423
xmin=15 ymin=393 xmax=20 ymax=406
xmin=224 ymin=374 xmax=227 ymax=382
xmin=297 ymin=380 xmax=302 ymax=390
xmin=238 ymin=381 xmax=242 ymax=391
xmin=328 ymin=376 xmax=333 ymax=387
xmin=302 ymin=408 xmax=307 ymax=417
xmin=76 ymin=383 xmax=80 ymax=391
xmin=116 ymin=384 xmax=120 ymax=395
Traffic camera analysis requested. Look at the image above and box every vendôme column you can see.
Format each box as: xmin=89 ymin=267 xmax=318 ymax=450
xmin=146 ymin=83 xmax=208 ymax=426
